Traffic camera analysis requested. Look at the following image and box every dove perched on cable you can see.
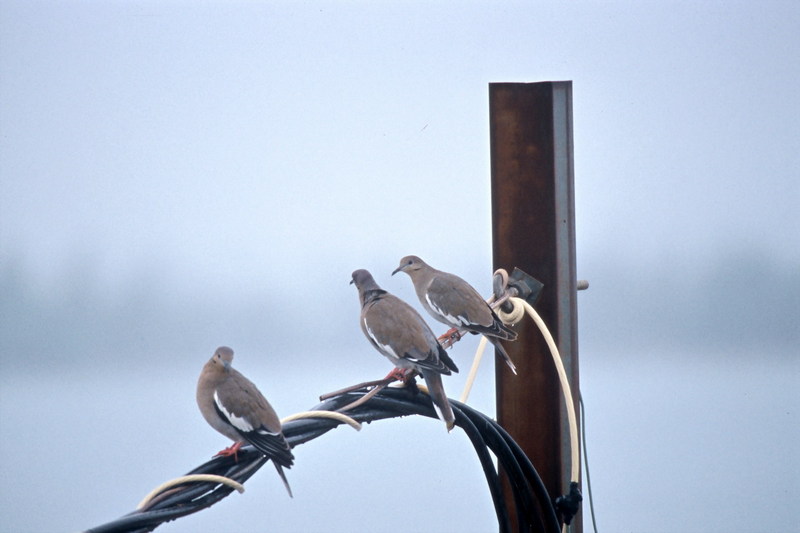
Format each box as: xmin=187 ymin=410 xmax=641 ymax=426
xmin=393 ymin=255 xmax=518 ymax=374
xmin=350 ymin=269 xmax=459 ymax=431
xmin=196 ymin=346 xmax=294 ymax=496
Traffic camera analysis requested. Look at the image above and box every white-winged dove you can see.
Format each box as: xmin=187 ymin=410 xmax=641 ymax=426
xmin=393 ymin=255 xmax=519 ymax=374
xmin=350 ymin=269 xmax=459 ymax=431
xmin=196 ymin=346 xmax=294 ymax=497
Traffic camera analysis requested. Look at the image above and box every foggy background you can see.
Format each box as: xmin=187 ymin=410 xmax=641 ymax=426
xmin=1 ymin=2 xmax=798 ymax=532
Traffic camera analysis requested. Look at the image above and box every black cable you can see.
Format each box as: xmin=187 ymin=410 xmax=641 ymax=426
xmin=85 ymin=386 xmax=562 ymax=533
xmin=490 ymin=419 xmax=561 ymax=533
xmin=459 ymin=405 xmax=542 ymax=532
xmin=323 ymin=390 xmax=556 ymax=533
xmin=316 ymin=389 xmax=521 ymax=533
xmin=451 ymin=404 xmax=513 ymax=533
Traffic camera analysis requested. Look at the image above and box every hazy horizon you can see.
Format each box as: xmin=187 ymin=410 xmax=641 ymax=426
xmin=1 ymin=1 xmax=798 ymax=532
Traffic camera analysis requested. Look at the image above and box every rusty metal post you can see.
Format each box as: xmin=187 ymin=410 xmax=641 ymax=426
xmin=490 ymin=81 xmax=581 ymax=530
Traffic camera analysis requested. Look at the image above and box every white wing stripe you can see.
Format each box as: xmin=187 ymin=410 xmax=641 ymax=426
xmin=214 ymin=390 xmax=254 ymax=432
xmin=365 ymin=320 xmax=400 ymax=360
xmin=426 ymin=294 xmax=468 ymax=327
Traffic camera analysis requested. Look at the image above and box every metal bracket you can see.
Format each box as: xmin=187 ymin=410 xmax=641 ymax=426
xmin=493 ymin=267 xmax=545 ymax=313
xmin=508 ymin=267 xmax=545 ymax=306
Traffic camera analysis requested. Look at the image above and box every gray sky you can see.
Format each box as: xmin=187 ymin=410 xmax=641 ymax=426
xmin=2 ymin=1 xmax=797 ymax=367
xmin=1 ymin=1 xmax=798 ymax=532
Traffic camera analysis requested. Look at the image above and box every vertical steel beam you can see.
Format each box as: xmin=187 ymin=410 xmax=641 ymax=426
xmin=490 ymin=81 xmax=581 ymax=529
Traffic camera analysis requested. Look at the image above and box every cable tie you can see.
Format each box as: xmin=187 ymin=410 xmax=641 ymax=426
xmin=281 ymin=410 xmax=362 ymax=431
xmin=137 ymin=474 xmax=245 ymax=510
xmin=495 ymin=296 xmax=525 ymax=325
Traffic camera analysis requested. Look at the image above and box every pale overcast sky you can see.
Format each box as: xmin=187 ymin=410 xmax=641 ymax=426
xmin=1 ymin=2 xmax=798 ymax=532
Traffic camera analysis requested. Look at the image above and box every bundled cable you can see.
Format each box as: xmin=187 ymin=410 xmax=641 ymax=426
xmin=86 ymin=386 xmax=560 ymax=533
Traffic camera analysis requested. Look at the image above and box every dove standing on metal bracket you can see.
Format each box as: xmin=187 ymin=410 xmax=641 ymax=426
xmin=196 ymin=346 xmax=294 ymax=497
xmin=350 ymin=269 xmax=459 ymax=431
xmin=393 ymin=255 xmax=519 ymax=374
